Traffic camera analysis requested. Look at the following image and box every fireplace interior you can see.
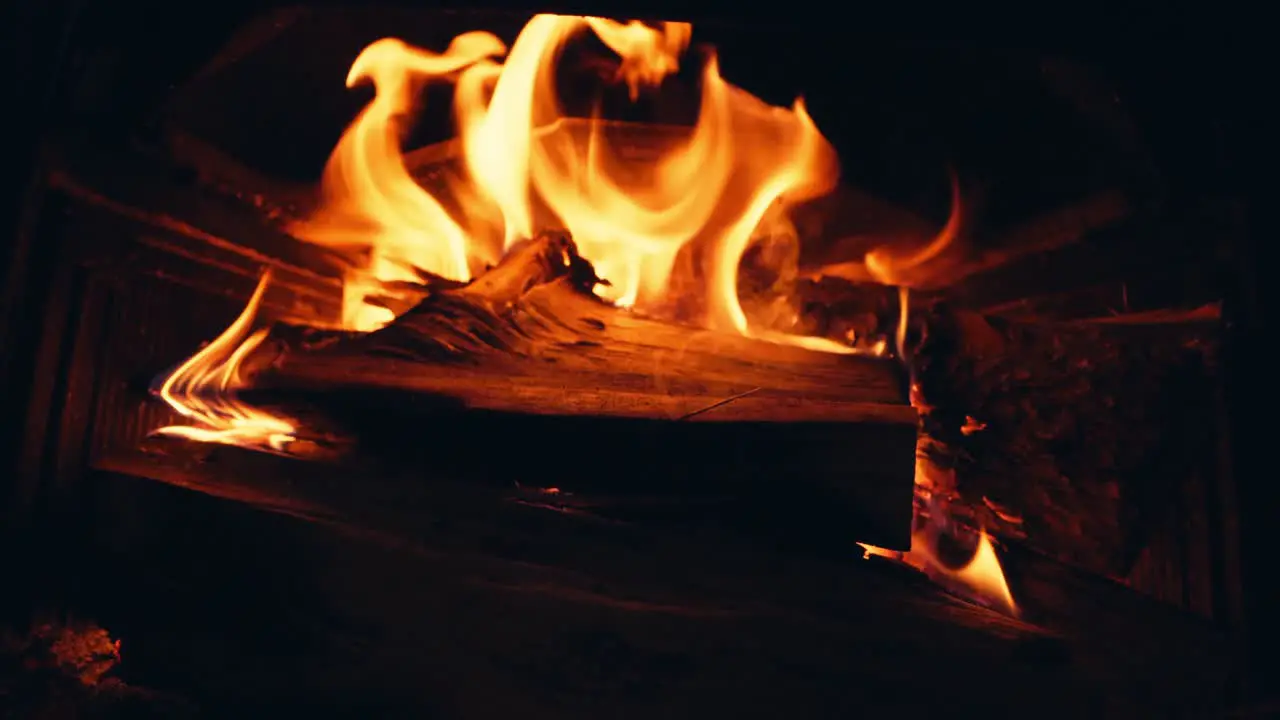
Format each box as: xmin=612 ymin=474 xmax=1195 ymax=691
xmin=2 ymin=1 xmax=1270 ymax=717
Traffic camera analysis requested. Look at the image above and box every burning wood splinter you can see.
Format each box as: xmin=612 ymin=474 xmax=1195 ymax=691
xmin=152 ymin=270 xmax=297 ymax=453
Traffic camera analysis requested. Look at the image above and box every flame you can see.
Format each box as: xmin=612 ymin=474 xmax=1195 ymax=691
xmin=291 ymin=15 xmax=840 ymax=347
xmin=894 ymin=286 xmax=910 ymax=360
xmin=859 ymin=433 xmax=1019 ymax=615
xmin=865 ymin=171 xmax=963 ymax=288
xmin=859 ymin=272 xmax=1017 ymax=615
xmin=859 ymin=525 xmax=1018 ymax=616
xmin=153 ymin=270 xmax=296 ymax=452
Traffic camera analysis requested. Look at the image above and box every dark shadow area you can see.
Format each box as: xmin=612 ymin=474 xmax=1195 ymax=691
xmin=255 ymin=384 xmax=916 ymax=552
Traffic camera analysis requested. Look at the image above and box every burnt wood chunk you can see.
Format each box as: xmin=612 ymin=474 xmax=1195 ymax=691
xmin=911 ymin=303 xmax=1221 ymax=584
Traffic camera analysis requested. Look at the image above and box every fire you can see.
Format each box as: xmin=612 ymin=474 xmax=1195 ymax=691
xmin=861 ymin=271 xmax=1018 ymax=615
xmin=152 ymin=270 xmax=296 ymax=452
xmin=859 ymin=502 xmax=1018 ymax=616
xmin=286 ymin=33 xmax=508 ymax=331
xmin=290 ymin=14 xmax=840 ymax=346
xmin=147 ymin=17 xmax=1012 ymax=615
xmin=864 ymin=171 xmax=963 ymax=288
xmin=861 ymin=525 xmax=1018 ymax=616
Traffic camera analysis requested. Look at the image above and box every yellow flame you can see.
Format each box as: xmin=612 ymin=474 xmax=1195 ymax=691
xmin=859 ymin=528 xmax=1018 ymax=616
xmin=865 ymin=172 xmax=962 ymax=288
xmin=289 ymin=33 xmax=507 ymax=331
xmin=895 ymin=286 xmax=909 ymax=360
xmin=154 ymin=270 xmax=296 ymax=451
xmin=291 ymin=15 xmax=840 ymax=349
xmin=859 ymin=393 xmax=1019 ymax=616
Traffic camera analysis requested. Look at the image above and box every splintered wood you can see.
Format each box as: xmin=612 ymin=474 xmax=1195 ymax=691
xmin=256 ymin=231 xmax=914 ymax=424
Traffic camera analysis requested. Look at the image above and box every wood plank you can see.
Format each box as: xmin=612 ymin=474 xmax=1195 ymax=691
xmin=74 ymin=443 xmax=1230 ymax=718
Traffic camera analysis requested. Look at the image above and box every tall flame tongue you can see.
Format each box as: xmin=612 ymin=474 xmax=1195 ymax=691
xmin=153 ymin=270 xmax=296 ymax=452
xmin=290 ymin=33 xmax=508 ymax=331
xmin=292 ymin=15 xmax=840 ymax=347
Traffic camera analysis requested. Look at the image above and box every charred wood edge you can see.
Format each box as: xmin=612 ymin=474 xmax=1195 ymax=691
xmin=980 ymin=275 xmax=1223 ymax=322
xmin=1063 ymin=302 xmax=1221 ymax=325
xmin=88 ymin=442 xmax=1232 ymax=687
xmin=910 ymin=306 xmax=1223 ymax=595
xmin=43 ymin=135 xmax=350 ymax=287
xmin=160 ymin=129 xmax=317 ymax=222
xmin=44 ymin=165 xmax=343 ymax=324
xmin=256 ymin=371 xmax=917 ymax=425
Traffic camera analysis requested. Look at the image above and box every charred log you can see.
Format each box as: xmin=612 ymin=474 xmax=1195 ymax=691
xmin=911 ymin=303 xmax=1221 ymax=582
xmin=788 ymin=275 xmax=902 ymax=347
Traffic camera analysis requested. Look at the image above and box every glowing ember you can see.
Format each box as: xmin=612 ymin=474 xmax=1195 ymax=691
xmin=152 ymin=270 xmax=296 ymax=452
xmin=290 ymin=14 xmax=841 ymax=349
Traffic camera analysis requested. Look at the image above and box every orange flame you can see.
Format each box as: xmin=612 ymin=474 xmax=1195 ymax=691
xmin=291 ymin=15 xmax=841 ymax=348
xmin=859 ymin=526 xmax=1018 ymax=616
xmin=860 ymin=277 xmax=1017 ymax=614
xmin=865 ymin=171 xmax=963 ymax=288
xmin=289 ymin=33 xmax=508 ymax=331
xmin=153 ymin=270 xmax=296 ymax=452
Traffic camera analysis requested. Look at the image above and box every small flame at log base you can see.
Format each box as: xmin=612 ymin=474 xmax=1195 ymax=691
xmin=858 ymin=284 xmax=1019 ymax=616
xmin=151 ymin=270 xmax=297 ymax=453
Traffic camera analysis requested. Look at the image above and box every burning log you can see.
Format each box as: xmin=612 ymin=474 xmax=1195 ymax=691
xmin=84 ymin=439 xmax=1231 ymax=717
xmin=254 ymin=230 xmax=911 ymax=414
xmin=910 ymin=302 xmax=1221 ymax=579
xmin=206 ymin=231 xmax=920 ymax=550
